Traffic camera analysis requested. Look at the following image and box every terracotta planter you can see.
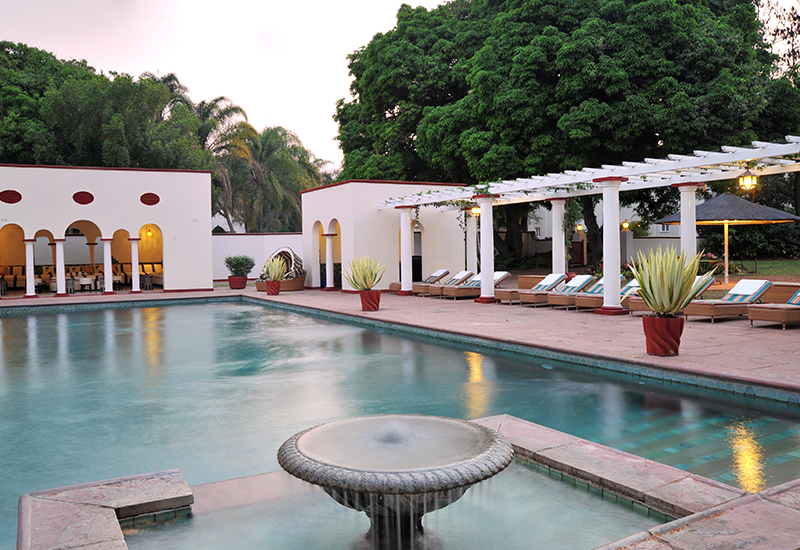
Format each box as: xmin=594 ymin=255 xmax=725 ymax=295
xmin=265 ymin=280 xmax=281 ymax=295
xmin=359 ymin=289 xmax=381 ymax=311
xmin=228 ymin=276 xmax=248 ymax=290
xmin=642 ymin=315 xmax=685 ymax=356
xmin=254 ymin=281 xmax=267 ymax=292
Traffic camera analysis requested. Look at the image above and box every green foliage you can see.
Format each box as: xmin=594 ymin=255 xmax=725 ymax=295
xmin=343 ymin=255 xmax=388 ymax=290
xmin=223 ymin=255 xmax=255 ymax=277
xmin=629 ymin=247 xmax=715 ymax=317
xmin=259 ymin=256 xmax=287 ymax=281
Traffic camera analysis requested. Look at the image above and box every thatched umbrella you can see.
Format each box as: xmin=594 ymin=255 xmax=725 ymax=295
xmin=656 ymin=193 xmax=800 ymax=284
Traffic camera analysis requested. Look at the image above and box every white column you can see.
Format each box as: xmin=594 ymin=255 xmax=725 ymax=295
xmin=323 ymin=234 xmax=336 ymax=290
xmin=102 ymin=239 xmax=114 ymax=294
xmin=24 ymin=239 xmax=36 ymax=297
xmin=466 ymin=211 xmax=478 ymax=275
xmin=398 ymin=207 xmax=413 ymax=295
xmin=130 ymin=238 xmax=141 ymax=293
xmin=55 ymin=239 xmax=66 ymax=296
xmin=549 ymin=198 xmax=567 ymax=274
xmin=597 ymin=178 xmax=626 ymax=314
xmin=678 ymin=184 xmax=699 ymax=261
xmin=476 ymin=195 xmax=495 ymax=303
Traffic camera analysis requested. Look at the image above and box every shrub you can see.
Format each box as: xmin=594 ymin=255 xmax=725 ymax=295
xmin=224 ymin=255 xmax=255 ymax=277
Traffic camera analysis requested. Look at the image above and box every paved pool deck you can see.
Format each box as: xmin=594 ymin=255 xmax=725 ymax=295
xmin=5 ymin=286 xmax=800 ymax=549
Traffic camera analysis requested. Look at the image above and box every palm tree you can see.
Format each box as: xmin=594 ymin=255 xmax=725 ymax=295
xmin=222 ymin=127 xmax=323 ymax=232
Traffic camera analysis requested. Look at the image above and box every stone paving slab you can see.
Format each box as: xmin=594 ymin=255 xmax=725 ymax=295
xmin=18 ymin=470 xmax=192 ymax=550
xmin=474 ymin=415 xmax=746 ymax=518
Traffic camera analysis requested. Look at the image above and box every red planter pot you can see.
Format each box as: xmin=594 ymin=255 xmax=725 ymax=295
xmin=642 ymin=315 xmax=685 ymax=356
xmin=359 ymin=289 xmax=381 ymax=311
xmin=265 ymin=280 xmax=281 ymax=295
xmin=228 ymin=276 xmax=248 ymax=290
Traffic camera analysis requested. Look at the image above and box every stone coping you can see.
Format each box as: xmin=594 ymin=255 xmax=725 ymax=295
xmin=17 ymin=470 xmax=192 ymax=550
xmin=17 ymin=416 xmax=800 ymax=550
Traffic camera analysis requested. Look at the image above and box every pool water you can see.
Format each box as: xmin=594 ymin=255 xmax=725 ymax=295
xmin=2 ymin=302 xmax=800 ymax=548
xmin=124 ymin=461 xmax=665 ymax=550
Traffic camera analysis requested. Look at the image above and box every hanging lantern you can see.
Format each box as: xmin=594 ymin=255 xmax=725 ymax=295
xmin=738 ymin=169 xmax=757 ymax=192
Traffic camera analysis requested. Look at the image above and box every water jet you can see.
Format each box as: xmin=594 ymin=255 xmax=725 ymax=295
xmin=278 ymin=415 xmax=514 ymax=549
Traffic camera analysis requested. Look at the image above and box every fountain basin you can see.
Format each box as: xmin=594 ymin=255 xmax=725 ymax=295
xmin=277 ymin=415 xmax=514 ymax=549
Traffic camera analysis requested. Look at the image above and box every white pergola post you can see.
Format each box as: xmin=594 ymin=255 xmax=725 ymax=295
xmin=130 ymin=238 xmax=141 ymax=293
xmin=102 ymin=238 xmax=114 ymax=294
xmin=322 ymin=233 xmax=337 ymax=290
xmin=55 ymin=239 xmax=67 ymax=297
xmin=398 ymin=207 xmax=414 ymax=296
xmin=548 ymin=198 xmax=567 ymax=274
xmin=24 ymin=239 xmax=37 ymax=298
xmin=475 ymin=195 xmax=495 ymax=303
xmin=595 ymin=177 xmax=628 ymax=315
xmin=677 ymin=183 xmax=701 ymax=261
xmin=465 ymin=209 xmax=478 ymax=275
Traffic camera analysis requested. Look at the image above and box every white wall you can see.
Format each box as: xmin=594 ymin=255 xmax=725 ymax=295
xmin=212 ymin=233 xmax=303 ymax=280
xmin=0 ymin=165 xmax=212 ymax=291
xmin=302 ymin=181 xmax=466 ymax=290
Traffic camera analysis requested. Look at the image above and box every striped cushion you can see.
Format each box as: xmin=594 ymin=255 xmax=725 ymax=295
xmin=559 ymin=275 xmax=594 ymax=294
xmin=531 ymin=273 xmax=566 ymax=291
xmin=463 ymin=275 xmax=482 ymax=288
xmin=720 ymin=280 xmax=771 ymax=303
xmin=585 ymin=277 xmax=605 ymax=294
xmin=789 ymin=288 xmax=800 ymax=306
xmin=0 ymin=266 xmax=5 ymax=276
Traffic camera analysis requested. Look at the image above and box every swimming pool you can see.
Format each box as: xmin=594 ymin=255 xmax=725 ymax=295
xmin=2 ymin=301 xmax=800 ymax=548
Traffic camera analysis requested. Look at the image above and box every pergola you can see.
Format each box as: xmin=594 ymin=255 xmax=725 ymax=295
xmin=379 ymin=136 xmax=800 ymax=312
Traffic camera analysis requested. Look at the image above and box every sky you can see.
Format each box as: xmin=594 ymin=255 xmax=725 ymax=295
xmin=0 ymin=0 xmax=444 ymax=169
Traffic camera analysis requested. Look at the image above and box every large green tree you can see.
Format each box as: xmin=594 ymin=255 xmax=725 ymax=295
xmin=337 ymin=0 xmax=798 ymax=264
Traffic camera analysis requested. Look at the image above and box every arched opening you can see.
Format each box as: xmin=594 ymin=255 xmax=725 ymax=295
xmin=311 ymin=221 xmax=322 ymax=287
xmin=33 ymin=230 xmax=55 ymax=292
xmin=0 ymin=224 xmax=26 ymax=294
xmin=63 ymin=220 xmax=103 ymax=292
xmin=323 ymin=219 xmax=342 ymax=289
xmin=137 ymin=223 xmax=163 ymax=289
xmin=111 ymin=229 xmax=132 ymax=289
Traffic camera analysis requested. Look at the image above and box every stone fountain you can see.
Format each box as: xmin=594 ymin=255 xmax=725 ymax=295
xmin=277 ymin=415 xmax=514 ymax=550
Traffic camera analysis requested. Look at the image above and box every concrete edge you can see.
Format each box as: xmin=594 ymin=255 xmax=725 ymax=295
xmin=17 ymin=470 xmax=192 ymax=550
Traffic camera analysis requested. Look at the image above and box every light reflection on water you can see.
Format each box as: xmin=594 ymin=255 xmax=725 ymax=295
xmin=1 ymin=302 xmax=799 ymax=549
xmin=728 ymin=422 xmax=767 ymax=492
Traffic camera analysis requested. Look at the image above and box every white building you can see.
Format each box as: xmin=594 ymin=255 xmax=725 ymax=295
xmin=301 ymin=180 xmax=467 ymax=291
xmin=0 ymin=164 xmax=213 ymax=295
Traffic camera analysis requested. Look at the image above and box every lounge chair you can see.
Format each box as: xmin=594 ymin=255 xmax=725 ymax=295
xmin=683 ymin=279 xmax=772 ymax=323
xmin=427 ymin=270 xmax=474 ymax=297
xmin=442 ymin=272 xmax=511 ymax=300
xmin=519 ymin=274 xmax=594 ymax=307
xmin=496 ymin=273 xmax=566 ymax=305
xmin=748 ymin=288 xmax=800 ymax=330
xmin=409 ymin=269 xmax=451 ymax=296
xmin=570 ymin=278 xmax=640 ymax=311
xmin=628 ymin=276 xmax=715 ymax=316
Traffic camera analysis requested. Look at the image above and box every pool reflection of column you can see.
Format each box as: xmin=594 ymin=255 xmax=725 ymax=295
xmin=104 ymin=310 xmax=116 ymax=372
xmin=131 ymin=308 xmax=143 ymax=371
xmin=401 ymin=340 xmax=414 ymax=383
xmin=57 ymin=313 xmax=69 ymax=370
xmin=27 ymin=315 xmax=38 ymax=376
xmin=600 ymin=384 xmax=625 ymax=440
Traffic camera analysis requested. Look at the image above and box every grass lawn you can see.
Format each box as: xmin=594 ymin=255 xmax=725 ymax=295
xmin=728 ymin=258 xmax=800 ymax=278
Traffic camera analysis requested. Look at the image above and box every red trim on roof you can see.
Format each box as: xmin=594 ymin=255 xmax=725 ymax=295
xmin=593 ymin=176 xmax=629 ymax=183
xmin=545 ymin=197 xmax=567 ymax=202
xmin=472 ymin=194 xmax=494 ymax=199
xmin=300 ymin=179 xmax=465 ymax=195
xmin=0 ymin=163 xmax=212 ymax=175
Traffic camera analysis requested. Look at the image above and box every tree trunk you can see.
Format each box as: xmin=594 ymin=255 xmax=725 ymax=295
xmin=581 ymin=195 xmax=603 ymax=266
xmin=794 ymin=172 xmax=800 ymax=215
xmin=503 ymin=203 xmax=526 ymax=263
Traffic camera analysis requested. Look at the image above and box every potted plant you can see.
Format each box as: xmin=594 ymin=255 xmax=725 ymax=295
xmin=629 ymin=246 xmax=715 ymax=356
xmin=257 ymin=257 xmax=287 ymax=295
xmin=343 ymin=255 xmax=388 ymax=311
xmin=224 ymin=255 xmax=255 ymax=290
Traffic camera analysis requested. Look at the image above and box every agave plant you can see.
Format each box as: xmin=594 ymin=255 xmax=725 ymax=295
xmin=344 ymin=255 xmax=387 ymax=291
xmin=629 ymin=247 xmax=715 ymax=318
xmin=261 ymin=256 xmax=287 ymax=281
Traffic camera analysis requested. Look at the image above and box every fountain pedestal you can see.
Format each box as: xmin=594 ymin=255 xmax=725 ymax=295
xmin=277 ymin=415 xmax=514 ymax=550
